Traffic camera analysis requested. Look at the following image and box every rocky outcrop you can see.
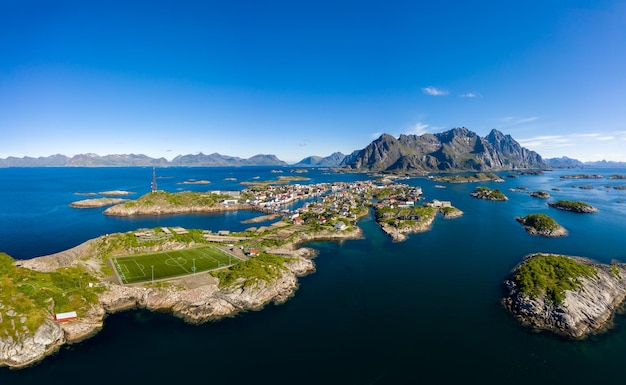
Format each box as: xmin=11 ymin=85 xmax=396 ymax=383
xmin=515 ymin=215 xmax=567 ymax=237
xmin=69 ymin=198 xmax=129 ymax=208
xmin=1 ymin=230 xmax=323 ymax=369
xmin=0 ymin=319 xmax=65 ymax=369
xmin=98 ymin=255 xmax=315 ymax=324
xmin=503 ymin=255 xmax=626 ymax=338
xmin=548 ymin=201 xmax=598 ymax=213
xmin=529 ymin=191 xmax=550 ymax=199
xmin=379 ymin=216 xmax=436 ymax=242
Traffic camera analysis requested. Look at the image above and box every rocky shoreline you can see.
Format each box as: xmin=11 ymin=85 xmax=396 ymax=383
xmin=379 ymin=216 xmax=436 ymax=242
xmin=548 ymin=200 xmax=599 ymax=213
xmin=502 ymin=254 xmax=626 ymax=339
xmin=0 ymin=227 xmax=367 ymax=369
xmin=515 ymin=215 xmax=567 ymax=237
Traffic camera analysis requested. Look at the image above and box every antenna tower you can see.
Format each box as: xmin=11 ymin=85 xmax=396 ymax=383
xmin=151 ymin=167 xmax=157 ymax=192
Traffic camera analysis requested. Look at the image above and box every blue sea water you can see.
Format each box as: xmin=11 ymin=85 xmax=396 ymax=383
xmin=2 ymin=166 xmax=626 ymax=384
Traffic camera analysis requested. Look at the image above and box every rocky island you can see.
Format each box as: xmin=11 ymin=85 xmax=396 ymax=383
xmin=548 ymin=200 xmax=598 ymax=213
xmin=470 ymin=186 xmax=508 ymax=201
xmin=515 ymin=213 xmax=567 ymax=237
xmin=69 ymin=198 xmax=130 ymax=208
xmin=529 ymin=190 xmax=550 ymax=199
xmin=431 ymin=172 xmax=505 ymax=183
xmin=503 ymin=253 xmax=626 ymax=339
xmin=560 ymin=174 xmax=603 ymax=179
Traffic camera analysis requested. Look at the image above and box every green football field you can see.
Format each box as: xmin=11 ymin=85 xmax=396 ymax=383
xmin=111 ymin=245 xmax=239 ymax=284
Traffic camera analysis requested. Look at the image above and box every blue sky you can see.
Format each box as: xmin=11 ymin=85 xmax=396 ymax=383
xmin=1 ymin=0 xmax=625 ymax=163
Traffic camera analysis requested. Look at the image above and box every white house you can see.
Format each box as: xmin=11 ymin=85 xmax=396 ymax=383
xmin=54 ymin=311 xmax=77 ymax=322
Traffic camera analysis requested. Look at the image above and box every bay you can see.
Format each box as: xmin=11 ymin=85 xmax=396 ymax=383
xmin=1 ymin=166 xmax=626 ymax=384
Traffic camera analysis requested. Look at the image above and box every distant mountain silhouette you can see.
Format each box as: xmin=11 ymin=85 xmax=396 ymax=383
xmin=544 ymin=156 xmax=585 ymax=168
xmin=0 ymin=152 xmax=287 ymax=167
xmin=293 ymin=152 xmax=346 ymax=167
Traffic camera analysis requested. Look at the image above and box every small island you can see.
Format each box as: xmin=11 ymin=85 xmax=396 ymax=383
xmin=431 ymin=172 xmax=504 ymax=183
xmin=560 ymin=174 xmax=603 ymax=179
xmin=179 ymin=179 xmax=211 ymax=185
xmin=515 ymin=213 xmax=567 ymax=237
xmin=503 ymin=253 xmax=626 ymax=339
xmin=548 ymin=200 xmax=598 ymax=213
xmin=470 ymin=186 xmax=508 ymax=201
xmin=70 ymin=198 xmax=130 ymax=208
xmin=99 ymin=190 xmax=134 ymax=196
xmin=239 ymin=175 xmax=310 ymax=187
xmin=529 ymin=190 xmax=550 ymax=199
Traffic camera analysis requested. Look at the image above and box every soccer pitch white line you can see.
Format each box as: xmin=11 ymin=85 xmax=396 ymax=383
xmin=131 ymin=259 xmax=147 ymax=278
xmin=164 ymin=252 xmax=191 ymax=274
xmin=115 ymin=259 xmax=148 ymax=279
xmin=196 ymin=248 xmax=235 ymax=267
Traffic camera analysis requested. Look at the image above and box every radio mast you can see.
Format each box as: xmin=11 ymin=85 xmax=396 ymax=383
xmin=151 ymin=167 xmax=157 ymax=192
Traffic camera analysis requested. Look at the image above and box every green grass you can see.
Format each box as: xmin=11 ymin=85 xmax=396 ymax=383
xmin=520 ymin=213 xmax=560 ymax=231
xmin=549 ymin=200 xmax=595 ymax=212
xmin=0 ymin=253 xmax=103 ymax=337
xmin=211 ymin=253 xmax=293 ymax=288
xmin=514 ymin=254 xmax=597 ymax=304
xmin=115 ymin=191 xmax=234 ymax=210
xmin=471 ymin=186 xmax=508 ymax=200
xmin=112 ymin=245 xmax=239 ymax=284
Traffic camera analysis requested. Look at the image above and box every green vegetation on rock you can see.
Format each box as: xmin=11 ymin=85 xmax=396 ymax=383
xmin=548 ymin=200 xmax=597 ymax=213
xmin=433 ymin=173 xmax=503 ymax=183
xmin=471 ymin=186 xmax=508 ymax=201
xmin=514 ymin=254 xmax=597 ymax=304
xmin=0 ymin=253 xmax=103 ymax=338
xmin=211 ymin=253 xmax=293 ymax=288
xmin=520 ymin=213 xmax=560 ymax=232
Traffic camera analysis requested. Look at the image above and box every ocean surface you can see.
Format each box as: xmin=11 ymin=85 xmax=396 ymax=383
xmin=2 ymin=166 xmax=626 ymax=384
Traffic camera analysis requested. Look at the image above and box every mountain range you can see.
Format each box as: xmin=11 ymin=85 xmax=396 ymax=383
xmin=340 ymin=127 xmax=544 ymax=173
xmin=3 ymin=127 xmax=613 ymax=170
xmin=544 ymin=157 xmax=626 ymax=168
xmin=0 ymin=153 xmax=287 ymax=168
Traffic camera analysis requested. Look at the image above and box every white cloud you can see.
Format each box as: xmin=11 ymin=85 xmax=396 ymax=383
xmin=498 ymin=116 xmax=539 ymax=126
xmin=459 ymin=92 xmax=481 ymax=98
xmin=517 ymin=135 xmax=570 ymax=149
xmin=422 ymin=86 xmax=448 ymax=96
xmin=405 ymin=123 xmax=430 ymax=136
xmin=597 ymin=136 xmax=615 ymax=141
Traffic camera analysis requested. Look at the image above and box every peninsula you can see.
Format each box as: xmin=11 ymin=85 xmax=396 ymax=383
xmin=1 ymin=178 xmax=465 ymax=368
xmin=503 ymin=253 xmax=626 ymax=338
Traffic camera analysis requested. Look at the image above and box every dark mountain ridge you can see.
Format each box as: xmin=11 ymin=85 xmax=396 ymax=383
xmin=342 ymin=127 xmax=545 ymax=173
